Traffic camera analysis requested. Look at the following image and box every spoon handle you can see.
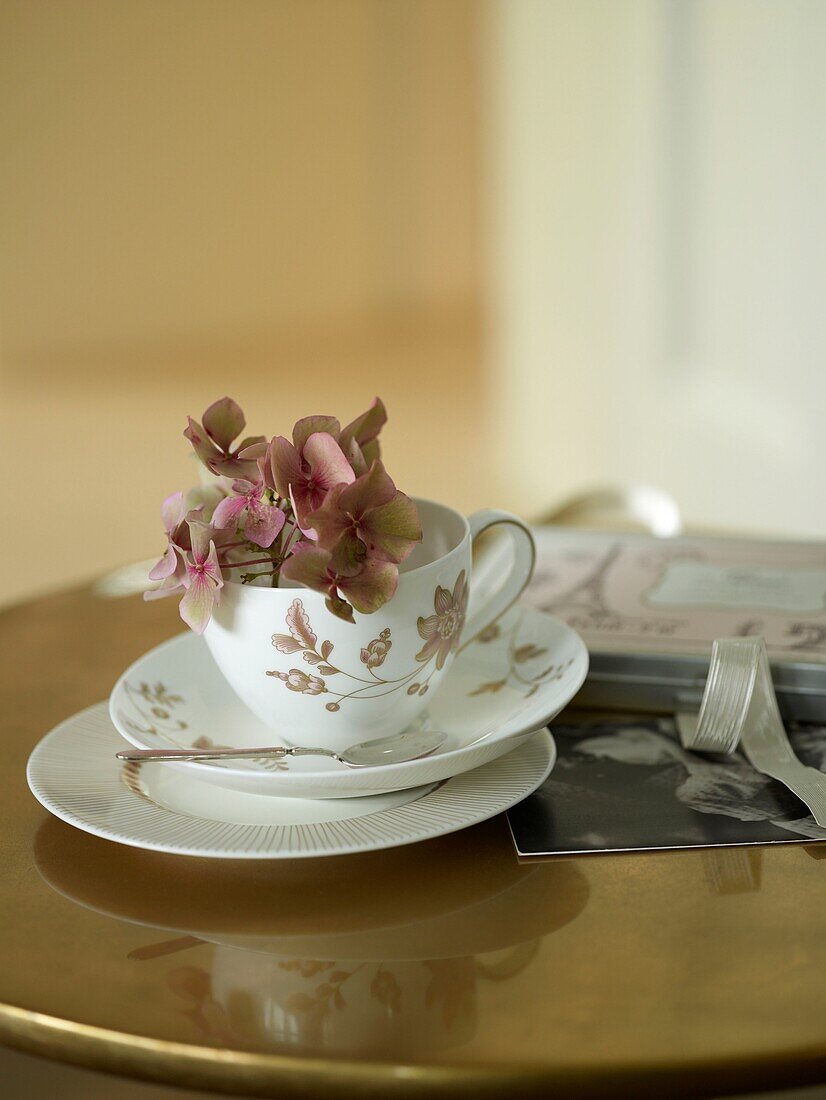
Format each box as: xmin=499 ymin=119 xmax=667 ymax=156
xmin=116 ymin=745 xmax=303 ymax=763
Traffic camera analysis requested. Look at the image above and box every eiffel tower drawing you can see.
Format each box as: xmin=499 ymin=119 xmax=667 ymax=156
xmin=541 ymin=543 xmax=622 ymax=617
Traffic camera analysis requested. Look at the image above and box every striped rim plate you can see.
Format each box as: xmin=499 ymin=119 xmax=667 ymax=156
xmin=27 ymin=704 xmax=555 ymax=859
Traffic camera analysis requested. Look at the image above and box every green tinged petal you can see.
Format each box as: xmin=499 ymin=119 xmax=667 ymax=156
xmin=339 ymin=559 xmax=399 ymax=614
xmin=305 ymin=484 xmax=351 ymax=549
xmin=325 ymin=593 xmax=356 ymax=623
xmin=202 ymin=397 xmax=246 ymax=451
xmin=280 ymin=545 xmax=333 ymax=591
xmin=346 ymin=439 xmax=369 ymax=477
xmin=337 ymin=459 xmax=396 ymax=516
xmin=358 ymin=492 xmax=422 ymax=563
xmin=184 ymin=417 xmax=222 ymax=466
xmin=292 ymin=415 xmax=341 ymax=452
xmin=236 ymin=435 xmax=267 ymax=454
xmin=179 ymin=574 xmax=217 ymax=634
xmin=329 ymin=532 xmax=367 ymax=577
xmin=236 ymin=439 xmax=268 ymax=461
xmin=340 ymin=397 xmax=387 ymax=452
xmin=360 ymin=438 xmax=381 ymax=467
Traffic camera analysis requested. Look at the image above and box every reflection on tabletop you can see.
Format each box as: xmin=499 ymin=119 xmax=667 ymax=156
xmin=34 ymin=816 xmax=588 ymax=1059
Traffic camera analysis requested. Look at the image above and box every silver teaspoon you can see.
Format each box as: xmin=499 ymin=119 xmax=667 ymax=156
xmin=115 ymin=729 xmax=447 ymax=769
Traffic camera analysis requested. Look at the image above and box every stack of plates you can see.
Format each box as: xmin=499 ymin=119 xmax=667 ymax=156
xmin=27 ymin=605 xmax=587 ymax=859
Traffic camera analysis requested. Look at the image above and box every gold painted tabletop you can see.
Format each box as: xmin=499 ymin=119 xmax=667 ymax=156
xmin=1 ymin=584 xmax=826 ymax=1098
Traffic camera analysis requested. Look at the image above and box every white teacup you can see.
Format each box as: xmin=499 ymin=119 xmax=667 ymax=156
xmin=203 ymin=499 xmax=535 ymax=751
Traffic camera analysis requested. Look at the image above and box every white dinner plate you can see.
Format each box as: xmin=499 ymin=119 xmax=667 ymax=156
xmin=27 ymin=703 xmax=556 ymax=860
xmin=108 ymin=604 xmax=586 ymax=798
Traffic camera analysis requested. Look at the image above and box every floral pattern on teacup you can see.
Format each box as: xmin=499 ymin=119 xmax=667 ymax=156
xmin=468 ymin=612 xmax=577 ymax=698
xmin=118 ymin=681 xmax=189 ymax=740
xmin=361 ymin=628 xmax=392 ymax=669
xmin=266 ymin=572 xmax=468 ymax=714
xmin=117 ymin=685 xmax=290 ymax=770
xmin=271 ymin=669 xmax=327 ymax=696
xmin=415 ymin=571 xmax=468 ymax=670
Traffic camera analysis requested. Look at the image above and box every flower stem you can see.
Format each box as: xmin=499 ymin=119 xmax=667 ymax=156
xmin=280 ymin=522 xmax=302 ymax=559
xmin=222 ymin=557 xmax=277 ymax=570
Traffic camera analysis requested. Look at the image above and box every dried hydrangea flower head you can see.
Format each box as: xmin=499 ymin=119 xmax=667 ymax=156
xmin=148 ymin=397 xmax=422 ymax=632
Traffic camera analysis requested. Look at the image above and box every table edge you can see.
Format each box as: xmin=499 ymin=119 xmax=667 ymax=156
xmin=1 ymin=1000 xmax=825 ymax=1098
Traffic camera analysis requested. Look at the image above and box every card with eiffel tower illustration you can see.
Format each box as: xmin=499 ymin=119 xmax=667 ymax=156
xmin=525 ymin=529 xmax=826 ymax=721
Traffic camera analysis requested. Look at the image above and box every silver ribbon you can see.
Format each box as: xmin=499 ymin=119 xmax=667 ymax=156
xmin=677 ymin=637 xmax=826 ymax=827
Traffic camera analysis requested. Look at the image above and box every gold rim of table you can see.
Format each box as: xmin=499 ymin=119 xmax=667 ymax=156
xmin=3 ymin=1001 xmax=826 ymax=1098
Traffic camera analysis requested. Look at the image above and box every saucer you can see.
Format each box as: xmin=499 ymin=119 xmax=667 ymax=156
xmin=109 ymin=604 xmax=587 ymax=798
xmin=27 ymin=703 xmax=556 ymax=859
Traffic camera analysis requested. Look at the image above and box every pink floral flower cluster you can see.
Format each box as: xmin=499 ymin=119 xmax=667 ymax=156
xmin=148 ymin=397 xmax=422 ymax=633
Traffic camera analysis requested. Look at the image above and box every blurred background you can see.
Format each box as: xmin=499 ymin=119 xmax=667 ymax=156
xmin=2 ymin=0 xmax=825 ymax=609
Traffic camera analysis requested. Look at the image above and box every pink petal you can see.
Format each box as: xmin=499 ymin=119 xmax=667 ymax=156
xmin=160 ymin=492 xmax=185 ymax=536
xmin=269 ymin=436 xmax=303 ymax=499
xmin=207 ymin=454 xmax=263 ymax=481
xmin=303 ymin=432 xmax=356 ymax=491
xmin=202 ymin=396 xmax=246 ymax=451
xmin=179 ymin=573 xmax=218 ymax=634
xmin=149 ymin=543 xmax=178 ymax=581
xmin=244 ymin=502 xmax=286 ymax=548
xmin=211 ymin=493 xmax=248 ymax=531
xmin=298 ymin=480 xmax=332 ymax=517
xmin=231 ymin=477 xmax=260 ymax=498
xmin=202 ymin=542 xmax=224 ymax=586
xmin=290 ymin=485 xmax=320 ymax=540
xmin=187 ymin=519 xmax=214 ymax=563
xmin=305 ymin=484 xmax=351 ymax=550
xmin=258 ymin=452 xmax=275 ymax=492
xmin=184 ymin=417 xmax=222 ymax=465
xmin=143 ymin=573 xmax=184 ymax=601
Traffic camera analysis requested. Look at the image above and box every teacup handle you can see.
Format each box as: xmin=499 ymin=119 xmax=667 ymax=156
xmin=461 ymin=509 xmax=536 ymax=647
